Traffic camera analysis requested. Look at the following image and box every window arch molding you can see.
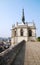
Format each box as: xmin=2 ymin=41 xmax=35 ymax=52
xmin=28 ymin=29 xmax=32 ymax=37
xmin=20 ymin=28 xmax=23 ymax=36
xmin=14 ymin=29 xmax=16 ymax=36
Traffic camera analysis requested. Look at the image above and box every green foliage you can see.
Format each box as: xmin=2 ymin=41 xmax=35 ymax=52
xmin=37 ymin=37 xmax=40 ymax=41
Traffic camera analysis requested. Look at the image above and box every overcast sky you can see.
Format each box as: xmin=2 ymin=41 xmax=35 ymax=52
xmin=0 ymin=0 xmax=40 ymax=37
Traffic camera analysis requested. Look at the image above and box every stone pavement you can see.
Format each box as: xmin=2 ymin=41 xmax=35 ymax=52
xmin=24 ymin=42 xmax=40 ymax=65
xmin=11 ymin=42 xmax=40 ymax=65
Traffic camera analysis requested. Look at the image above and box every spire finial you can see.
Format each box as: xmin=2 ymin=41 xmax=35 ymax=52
xmin=22 ymin=9 xmax=25 ymax=24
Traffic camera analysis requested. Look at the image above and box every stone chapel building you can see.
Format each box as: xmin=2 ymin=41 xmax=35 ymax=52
xmin=11 ymin=9 xmax=36 ymax=44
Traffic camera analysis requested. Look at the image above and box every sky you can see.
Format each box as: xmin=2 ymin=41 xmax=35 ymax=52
xmin=0 ymin=0 xmax=40 ymax=37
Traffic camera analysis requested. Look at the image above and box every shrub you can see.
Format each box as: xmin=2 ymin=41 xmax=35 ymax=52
xmin=37 ymin=37 xmax=40 ymax=41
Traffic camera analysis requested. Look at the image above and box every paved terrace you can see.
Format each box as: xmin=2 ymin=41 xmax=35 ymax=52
xmin=0 ymin=41 xmax=40 ymax=65
xmin=24 ymin=42 xmax=40 ymax=65
xmin=11 ymin=42 xmax=40 ymax=65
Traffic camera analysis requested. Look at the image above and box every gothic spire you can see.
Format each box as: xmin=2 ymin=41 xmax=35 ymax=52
xmin=22 ymin=9 xmax=25 ymax=24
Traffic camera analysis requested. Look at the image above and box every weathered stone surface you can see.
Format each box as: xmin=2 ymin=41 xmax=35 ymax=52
xmin=11 ymin=41 xmax=26 ymax=65
xmin=1 ymin=41 xmax=40 ymax=65
xmin=0 ymin=40 xmax=26 ymax=65
xmin=11 ymin=42 xmax=40 ymax=65
xmin=24 ymin=42 xmax=40 ymax=65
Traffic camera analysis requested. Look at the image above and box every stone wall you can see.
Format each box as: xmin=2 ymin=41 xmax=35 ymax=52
xmin=0 ymin=40 xmax=26 ymax=65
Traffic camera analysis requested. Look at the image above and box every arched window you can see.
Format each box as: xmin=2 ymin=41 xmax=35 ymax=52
xmin=14 ymin=30 xmax=16 ymax=36
xmin=28 ymin=29 xmax=32 ymax=37
xmin=20 ymin=29 xmax=23 ymax=36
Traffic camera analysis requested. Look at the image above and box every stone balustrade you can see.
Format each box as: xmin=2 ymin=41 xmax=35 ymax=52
xmin=0 ymin=40 xmax=26 ymax=65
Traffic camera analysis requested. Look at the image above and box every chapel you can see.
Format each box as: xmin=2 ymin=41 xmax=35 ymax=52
xmin=11 ymin=9 xmax=36 ymax=44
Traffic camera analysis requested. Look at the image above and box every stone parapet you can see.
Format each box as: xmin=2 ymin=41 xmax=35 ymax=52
xmin=0 ymin=40 xmax=26 ymax=65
